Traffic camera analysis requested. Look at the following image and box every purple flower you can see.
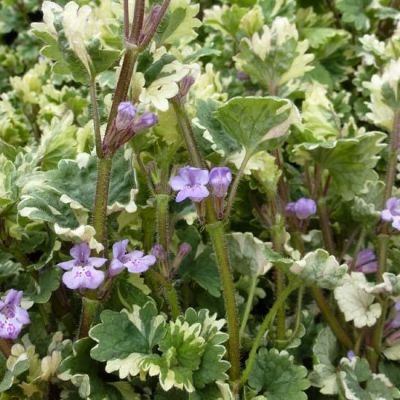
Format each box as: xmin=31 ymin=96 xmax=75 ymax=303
xmin=116 ymin=102 xmax=136 ymax=131
xmin=132 ymin=112 xmax=158 ymax=132
xmin=382 ymin=197 xmax=400 ymax=230
xmin=57 ymin=243 xmax=107 ymax=290
xmin=169 ymin=166 xmax=210 ymax=203
xmin=110 ymin=240 xmax=156 ymax=276
xmin=286 ymin=198 xmax=317 ymax=220
xmin=347 ymin=351 xmax=356 ymax=361
xmin=179 ymin=75 xmax=195 ymax=98
xmin=151 ymin=244 xmax=167 ymax=262
xmin=387 ymin=302 xmax=400 ymax=330
xmin=209 ymin=167 xmax=232 ymax=198
xmin=0 ymin=290 xmax=30 ymax=340
xmin=354 ymin=249 xmax=378 ymax=274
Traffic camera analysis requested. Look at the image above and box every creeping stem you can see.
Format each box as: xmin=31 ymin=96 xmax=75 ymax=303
xmin=171 ymin=99 xmax=241 ymax=383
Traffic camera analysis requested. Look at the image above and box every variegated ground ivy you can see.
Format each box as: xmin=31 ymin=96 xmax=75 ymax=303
xmin=1 ymin=0 xmax=400 ymax=399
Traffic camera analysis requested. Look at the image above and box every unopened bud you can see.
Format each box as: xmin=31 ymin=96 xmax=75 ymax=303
xmin=132 ymin=112 xmax=158 ymax=132
xmin=151 ymin=244 xmax=167 ymax=262
xmin=116 ymin=101 xmax=136 ymax=131
xmin=172 ymin=242 xmax=192 ymax=271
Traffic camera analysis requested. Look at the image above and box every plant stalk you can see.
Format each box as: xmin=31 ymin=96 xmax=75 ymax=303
xmin=240 ymin=283 xmax=300 ymax=387
xmin=89 ymin=79 xmax=103 ymax=158
xmin=207 ymin=221 xmax=241 ymax=382
xmin=239 ymin=275 xmax=258 ymax=340
xmin=78 ymin=297 xmax=100 ymax=338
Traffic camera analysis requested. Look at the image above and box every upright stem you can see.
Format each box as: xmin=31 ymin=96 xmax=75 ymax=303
xmin=155 ymin=194 xmax=171 ymax=277
xmin=383 ymin=111 xmax=400 ymax=202
xmin=240 ymin=283 xmax=299 ymax=387
xmin=225 ymin=150 xmax=252 ymax=220
xmin=207 ymin=221 xmax=241 ymax=382
xmin=92 ymin=158 xmax=112 ymax=250
xmin=271 ymin=217 xmax=286 ymax=343
xmin=239 ymin=275 xmax=258 ymax=340
xmin=317 ymin=197 xmax=336 ymax=255
xmin=89 ymin=79 xmax=103 ymax=158
xmin=78 ymin=297 xmax=100 ymax=338
xmin=172 ymin=99 xmax=241 ymax=383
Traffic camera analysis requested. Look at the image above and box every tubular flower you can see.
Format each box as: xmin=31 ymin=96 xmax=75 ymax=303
xmin=381 ymin=197 xmax=400 ymax=230
xmin=110 ymin=240 xmax=156 ymax=276
xmin=0 ymin=290 xmax=30 ymax=340
xmin=354 ymin=249 xmax=378 ymax=274
xmin=57 ymin=242 xmax=107 ymax=290
xmin=169 ymin=166 xmax=210 ymax=203
xmin=209 ymin=167 xmax=232 ymax=198
xmin=286 ymin=198 xmax=317 ymax=220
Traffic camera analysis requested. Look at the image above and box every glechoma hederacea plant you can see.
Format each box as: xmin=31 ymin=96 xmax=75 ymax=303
xmin=3 ymin=0 xmax=400 ymax=399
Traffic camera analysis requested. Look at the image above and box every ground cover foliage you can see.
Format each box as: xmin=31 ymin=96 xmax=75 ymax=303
xmin=1 ymin=0 xmax=400 ymax=399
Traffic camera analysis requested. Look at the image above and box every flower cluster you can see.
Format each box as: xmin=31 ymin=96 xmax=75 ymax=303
xmin=286 ymin=198 xmax=317 ymax=220
xmin=0 ymin=290 xmax=30 ymax=340
xmin=102 ymin=101 xmax=158 ymax=156
xmin=169 ymin=166 xmax=232 ymax=203
xmin=381 ymin=197 xmax=400 ymax=230
xmin=57 ymin=241 xmax=156 ymax=290
xmin=169 ymin=166 xmax=232 ymax=219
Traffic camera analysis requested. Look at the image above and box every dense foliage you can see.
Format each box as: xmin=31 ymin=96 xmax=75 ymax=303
xmin=1 ymin=0 xmax=400 ymax=399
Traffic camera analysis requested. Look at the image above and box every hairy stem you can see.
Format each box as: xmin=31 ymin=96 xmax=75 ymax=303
xmin=156 ymin=194 xmax=171 ymax=276
xmin=317 ymin=197 xmax=336 ymax=255
xmin=225 ymin=150 xmax=252 ymax=220
xmin=89 ymin=79 xmax=103 ymax=158
xmin=207 ymin=221 xmax=241 ymax=382
xmin=92 ymin=158 xmax=112 ymax=250
xmin=147 ymin=270 xmax=180 ymax=319
xmin=240 ymin=283 xmax=300 ymax=387
xmin=78 ymin=297 xmax=100 ymax=338
xmin=239 ymin=275 xmax=258 ymax=340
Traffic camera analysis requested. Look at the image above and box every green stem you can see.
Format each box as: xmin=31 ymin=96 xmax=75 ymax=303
xmin=147 ymin=270 xmax=180 ymax=319
xmin=171 ymin=98 xmax=204 ymax=168
xmin=317 ymin=197 xmax=336 ymax=255
xmin=92 ymin=158 xmax=112 ymax=250
xmin=240 ymin=283 xmax=299 ymax=387
xmin=207 ymin=222 xmax=241 ymax=382
xmin=89 ymin=78 xmax=103 ymax=158
xmin=225 ymin=150 xmax=252 ymax=220
xmin=172 ymin=99 xmax=241 ymax=383
xmin=282 ymin=286 xmax=305 ymax=347
xmin=155 ymin=194 xmax=171 ymax=277
xmin=271 ymin=214 xmax=286 ymax=343
xmin=78 ymin=297 xmax=100 ymax=338
xmin=311 ymin=286 xmax=352 ymax=349
xmin=239 ymin=275 xmax=258 ymax=340
xmin=383 ymin=111 xmax=400 ymax=202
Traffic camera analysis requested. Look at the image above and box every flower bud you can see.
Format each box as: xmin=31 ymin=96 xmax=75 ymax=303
xmin=354 ymin=249 xmax=378 ymax=274
xmin=179 ymin=75 xmax=195 ymax=99
xmin=177 ymin=242 xmax=192 ymax=258
xmin=151 ymin=244 xmax=167 ymax=262
xmin=132 ymin=112 xmax=158 ymax=132
xmin=116 ymin=101 xmax=136 ymax=131
xmin=286 ymin=198 xmax=316 ymax=220
xmin=209 ymin=167 xmax=232 ymax=198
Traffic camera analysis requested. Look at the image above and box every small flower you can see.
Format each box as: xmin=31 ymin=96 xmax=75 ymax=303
xmin=381 ymin=197 xmax=400 ymax=230
xmin=110 ymin=240 xmax=156 ymax=276
xmin=172 ymin=243 xmax=192 ymax=271
xmin=354 ymin=249 xmax=378 ymax=274
xmin=387 ymin=302 xmax=400 ymax=330
xmin=0 ymin=290 xmax=30 ymax=340
xmin=286 ymin=198 xmax=317 ymax=220
xmin=132 ymin=112 xmax=158 ymax=132
xmin=57 ymin=243 xmax=107 ymax=290
xmin=116 ymin=102 xmax=136 ymax=131
xmin=178 ymin=75 xmax=195 ymax=99
xmin=347 ymin=350 xmax=356 ymax=361
xmin=169 ymin=166 xmax=210 ymax=203
xmin=209 ymin=167 xmax=232 ymax=198
xmin=151 ymin=244 xmax=167 ymax=262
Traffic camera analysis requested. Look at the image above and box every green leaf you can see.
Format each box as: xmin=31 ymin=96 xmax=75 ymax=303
xmin=309 ymin=327 xmax=339 ymax=395
xmin=336 ymin=0 xmax=372 ymax=31
xmin=292 ymin=132 xmax=385 ymax=200
xmin=90 ymin=303 xmax=165 ymax=362
xmin=290 ymin=249 xmax=348 ymax=289
xmin=228 ymin=232 xmax=283 ymax=276
xmin=215 ymin=97 xmax=298 ymax=154
xmin=26 ymin=268 xmax=61 ymax=303
xmin=248 ymin=348 xmax=310 ymax=400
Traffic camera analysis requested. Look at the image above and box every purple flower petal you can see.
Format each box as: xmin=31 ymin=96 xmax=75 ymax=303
xmin=176 ymin=187 xmax=191 ymax=202
xmin=113 ymin=240 xmax=129 ymax=260
xmin=57 ymin=260 xmax=76 ymax=271
xmin=4 ymin=290 xmax=22 ymax=306
xmin=70 ymin=243 xmax=90 ymax=263
xmin=109 ymin=259 xmax=125 ymax=277
xmin=126 ymin=255 xmax=156 ymax=273
xmin=84 ymin=268 xmax=106 ymax=289
xmin=127 ymin=250 xmax=145 ymax=259
xmin=189 ymin=185 xmax=209 ymax=202
xmin=88 ymin=257 xmax=107 ymax=268
xmin=209 ymin=167 xmax=232 ymax=198
xmin=294 ymin=198 xmax=317 ymax=219
xmin=169 ymin=175 xmax=188 ymax=191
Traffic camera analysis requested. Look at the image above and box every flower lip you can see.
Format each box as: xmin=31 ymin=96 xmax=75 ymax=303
xmin=169 ymin=166 xmax=210 ymax=203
